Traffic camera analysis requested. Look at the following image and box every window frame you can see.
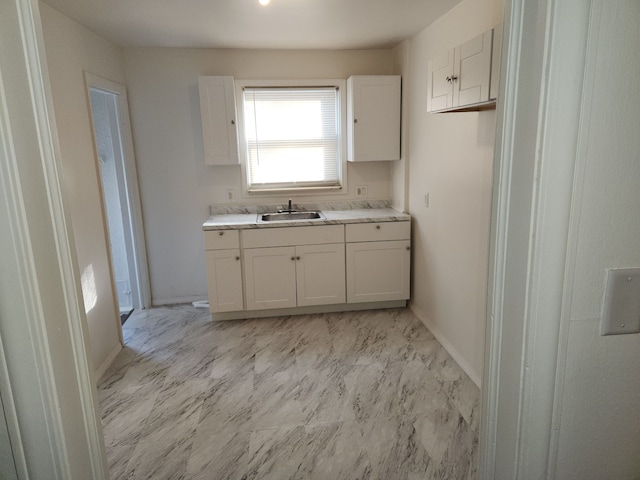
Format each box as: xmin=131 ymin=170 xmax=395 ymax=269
xmin=235 ymin=79 xmax=347 ymax=196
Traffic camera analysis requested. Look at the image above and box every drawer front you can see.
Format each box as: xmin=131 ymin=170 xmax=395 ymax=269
xmin=346 ymin=221 xmax=410 ymax=242
xmin=204 ymin=229 xmax=240 ymax=250
xmin=243 ymin=225 xmax=344 ymax=248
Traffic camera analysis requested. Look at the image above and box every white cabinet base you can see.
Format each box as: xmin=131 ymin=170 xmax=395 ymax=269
xmin=346 ymin=240 xmax=411 ymax=303
xmin=210 ymin=300 xmax=406 ymax=321
xmin=206 ymin=249 xmax=243 ymax=313
xmin=296 ymin=243 xmax=346 ymax=307
xmin=244 ymin=247 xmax=297 ymax=310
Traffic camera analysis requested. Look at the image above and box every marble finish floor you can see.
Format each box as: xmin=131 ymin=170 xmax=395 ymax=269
xmin=98 ymin=306 xmax=480 ymax=479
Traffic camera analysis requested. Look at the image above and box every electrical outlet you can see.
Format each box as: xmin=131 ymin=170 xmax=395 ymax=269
xmin=356 ymin=186 xmax=368 ymax=197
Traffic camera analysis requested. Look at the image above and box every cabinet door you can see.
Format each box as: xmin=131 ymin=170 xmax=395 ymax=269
xmin=427 ymin=49 xmax=455 ymax=112
xmin=490 ymin=24 xmax=502 ymax=101
xmin=296 ymin=243 xmax=346 ymax=307
xmin=347 ymin=75 xmax=401 ymax=161
xmin=198 ymin=76 xmax=239 ymax=165
xmin=206 ymin=249 xmax=243 ymax=312
xmin=346 ymin=240 xmax=410 ymax=303
xmin=453 ymin=30 xmax=493 ymax=107
xmin=244 ymin=247 xmax=297 ymax=310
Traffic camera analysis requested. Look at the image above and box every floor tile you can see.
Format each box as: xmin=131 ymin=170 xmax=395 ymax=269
xmin=121 ymin=436 xmax=193 ymax=480
xmin=343 ymin=361 xmax=407 ymax=421
xmin=186 ymin=426 xmax=250 ymax=480
xmin=99 ymin=305 xmax=480 ymax=480
xmin=358 ymin=414 xmax=432 ymax=479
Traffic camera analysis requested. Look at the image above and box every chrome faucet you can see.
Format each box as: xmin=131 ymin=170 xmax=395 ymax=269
xmin=279 ymin=199 xmax=296 ymax=213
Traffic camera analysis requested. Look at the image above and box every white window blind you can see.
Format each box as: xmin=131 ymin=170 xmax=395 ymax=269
xmin=242 ymin=86 xmax=341 ymax=190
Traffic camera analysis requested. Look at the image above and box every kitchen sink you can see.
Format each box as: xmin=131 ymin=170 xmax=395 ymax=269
xmin=258 ymin=211 xmax=325 ymax=222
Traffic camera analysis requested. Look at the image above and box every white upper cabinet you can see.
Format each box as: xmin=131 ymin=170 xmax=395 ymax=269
xmin=427 ymin=49 xmax=455 ymax=111
xmin=198 ymin=76 xmax=239 ymax=165
xmin=347 ymin=75 xmax=401 ymax=162
xmin=427 ymin=27 xmax=500 ymax=113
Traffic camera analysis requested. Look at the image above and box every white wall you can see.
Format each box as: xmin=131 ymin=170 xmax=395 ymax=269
xmin=40 ymin=3 xmax=123 ymax=372
xmin=398 ymin=0 xmax=503 ymax=384
xmin=391 ymin=40 xmax=410 ymax=213
xmin=122 ymin=48 xmax=395 ymax=305
xmin=555 ymin=2 xmax=640 ymax=477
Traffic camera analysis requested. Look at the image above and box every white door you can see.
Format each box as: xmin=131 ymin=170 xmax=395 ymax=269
xmin=348 ymin=76 xmax=401 ymax=161
xmin=206 ymin=249 xmax=243 ymax=312
xmin=453 ymin=30 xmax=492 ymax=107
xmin=427 ymin=49 xmax=455 ymax=112
xmin=244 ymin=247 xmax=297 ymax=310
xmin=198 ymin=76 xmax=239 ymax=165
xmin=86 ymin=74 xmax=150 ymax=314
xmin=296 ymin=243 xmax=346 ymax=307
xmin=346 ymin=240 xmax=411 ymax=303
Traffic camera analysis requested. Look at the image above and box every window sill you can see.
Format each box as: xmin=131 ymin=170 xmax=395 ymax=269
xmin=247 ymin=185 xmax=343 ymax=195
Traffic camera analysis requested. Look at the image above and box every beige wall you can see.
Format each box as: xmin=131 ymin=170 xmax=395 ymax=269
xmin=555 ymin=2 xmax=640 ymax=477
xmin=122 ymin=48 xmax=395 ymax=305
xmin=40 ymin=3 xmax=123 ymax=373
xmin=397 ymin=0 xmax=503 ymax=384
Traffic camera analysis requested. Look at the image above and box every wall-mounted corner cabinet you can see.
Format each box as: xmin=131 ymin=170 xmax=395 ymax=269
xmin=198 ymin=76 xmax=239 ymax=165
xmin=427 ymin=26 xmax=502 ymax=113
xmin=347 ymin=75 xmax=401 ymax=162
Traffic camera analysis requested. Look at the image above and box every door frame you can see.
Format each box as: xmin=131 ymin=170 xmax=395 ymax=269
xmin=480 ymin=0 xmax=592 ymax=477
xmin=85 ymin=73 xmax=151 ymax=312
xmin=0 ymin=0 xmax=108 ymax=477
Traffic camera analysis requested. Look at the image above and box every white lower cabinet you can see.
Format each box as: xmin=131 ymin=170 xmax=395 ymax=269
xmin=346 ymin=241 xmax=410 ymax=303
xmin=244 ymin=243 xmax=345 ymax=310
xmin=345 ymin=222 xmax=411 ymax=303
xmin=296 ymin=243 xmax=346 ymax=307
xmin=243 ymin=246 xmax=297 ymax=310
xmin=204 ymin=230 xmax=244 ymax=313
xmin=205 ymin=249 xmax=243 ymax=312
xmin=204 ymin=220 xmax=410 ymax=315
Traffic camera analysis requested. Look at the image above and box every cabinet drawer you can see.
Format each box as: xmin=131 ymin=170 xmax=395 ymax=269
xmin=346 ymin=221 xmax=410 ymax=242
xmin=204 ymin=229 xmax=240 ymax=250
xmin=243 ymin=225 xmax=344 ymax=248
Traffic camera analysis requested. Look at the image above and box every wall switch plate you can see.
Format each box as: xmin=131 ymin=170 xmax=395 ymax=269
xmin=356 ymin=186 xmax=368 ymax=197
xmin=225 ymin=189 xmax=237 ymax=202
xmin=601 ymin=268 xmax=640 ymax=335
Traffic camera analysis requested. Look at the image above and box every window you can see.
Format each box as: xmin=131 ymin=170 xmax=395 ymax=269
xmin=238 ymin=80 xmax=345 ymax=192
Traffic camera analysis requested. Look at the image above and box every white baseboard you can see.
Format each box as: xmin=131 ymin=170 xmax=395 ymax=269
xmin=409 ymin=302 xmax=482 ymax=387
xmin=152 ymin=295 xmax=207 ymax=306
xmin=211 ymin=300 xmax=406 ymax=321
xmin=95 ymin=343 xmax=123 ymax=381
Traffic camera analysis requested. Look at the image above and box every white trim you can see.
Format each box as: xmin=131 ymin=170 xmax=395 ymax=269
xmin=479 ymin=2 xmax=524 ymax=474
xmin=480 ymin=0 xmax=593 ymax=478
xmin=0 ymin=0 xmax=108 ymax=477
xmin=235 ymin=78 xmax=348 ymax=198
xmin=409 ymin=303 xmax=481 ymax=387
xmin=547 ymin=1 xmax=599 ymax=475
xmin=152 ymin=294 xmax=209 ymax=306
xmin=212 ymin=300 xmax=406 ymax=321
xmin=95 ymin=343 xmax=123 ymax=381
xmin=0 ymin=335 xmax=26 ymax=479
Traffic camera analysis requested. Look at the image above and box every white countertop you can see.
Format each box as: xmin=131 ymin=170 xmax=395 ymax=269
xmin=202 ymin=208 xmax=410 ymax=230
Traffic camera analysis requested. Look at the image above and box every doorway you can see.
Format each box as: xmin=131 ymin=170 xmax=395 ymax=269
xmin=86 ymin=74 xmax=150 ymax=316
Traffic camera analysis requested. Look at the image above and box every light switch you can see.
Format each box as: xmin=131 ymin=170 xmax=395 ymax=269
xmin=601 ymin=268 xmax=640 ymax=335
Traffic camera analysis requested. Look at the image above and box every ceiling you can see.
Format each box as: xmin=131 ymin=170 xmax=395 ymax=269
xmin=41 ymin=0 xmax=463 ymax=50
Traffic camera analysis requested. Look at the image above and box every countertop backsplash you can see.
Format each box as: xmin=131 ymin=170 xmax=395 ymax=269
xmin=209 ymin=199 xmax=393 ymax=216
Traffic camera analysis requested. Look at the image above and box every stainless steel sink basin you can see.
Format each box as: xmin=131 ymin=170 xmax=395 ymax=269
xmin=258 ymin=211 xmax=325 ymax=222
